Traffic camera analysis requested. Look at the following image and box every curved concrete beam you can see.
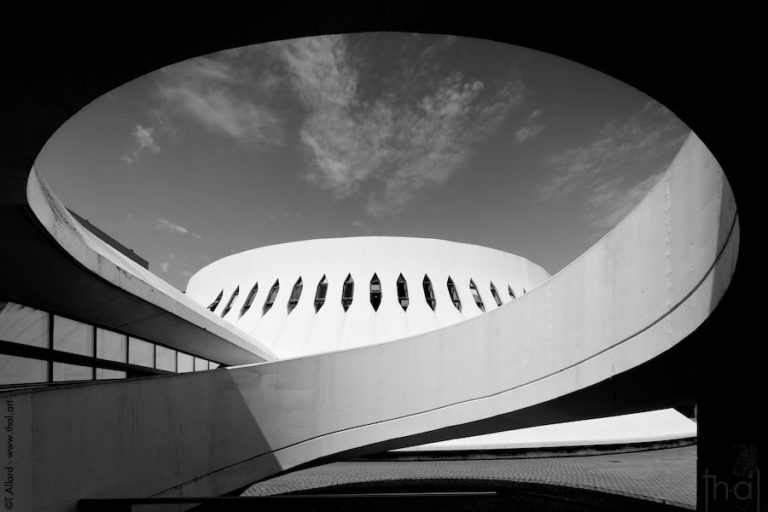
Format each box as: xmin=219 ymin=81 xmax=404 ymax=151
xmin=1 ymin=132 xmax=738 ymax=511
xmin=0 ymin=168 xmax=275 ymax=365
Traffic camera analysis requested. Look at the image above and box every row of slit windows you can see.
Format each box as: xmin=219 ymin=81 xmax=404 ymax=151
xmin=210 ymin=275 xmax=527 ymax=318
xmin=0 ymin=301 xmax=219 ymax=387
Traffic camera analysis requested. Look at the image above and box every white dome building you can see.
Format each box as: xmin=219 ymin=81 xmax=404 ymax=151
xmin=186 ymin=236 xmax=696 ymax=451
xmin=186 ymin=237 xmax=550 ymax=359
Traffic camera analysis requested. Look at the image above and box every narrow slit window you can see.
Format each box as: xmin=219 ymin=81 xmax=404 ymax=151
xmin=240 ymin=282 xmax=258 ymax=317
xmin=490 ymin=282 xmax=503 ymax=307
xmin=508 ymin=285 xmax=516 ymax=299
xmin=423 ymin=275 xmax=436 ymax=311
xmin=262 ymin=280 xmax=279 ymax=315
xmin=314 ymin=275 xmax=328 ymax=312
xmin=447 ymin=277 xmax=461 ymax=311
xmin=221 ymin=286 xmax=239 ymax=318
xmin=287 ymin=277 xmax=303 ymax=314
xmin=469 ymin=279 xmax=485 ymax=312
xmin=370 ymin=274 xmax=382 ymax=311
xmin=396 ymin=274 xmax=409 ymax=311
xmin=341 ymin=274 xmax=354 ymax=312
xmin=207 ymin=290 xmax=223 ymax=312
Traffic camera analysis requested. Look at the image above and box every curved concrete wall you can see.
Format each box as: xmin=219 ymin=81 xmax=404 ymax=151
xmin=1 ymin=133 xmax=739 ymax=511
xmin=21 ymin=169 xmax=275 ymax=364
xmin=186 ymin=238 xmax=550 ymax=358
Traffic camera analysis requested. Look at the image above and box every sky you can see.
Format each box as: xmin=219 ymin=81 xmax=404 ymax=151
xmin=35 ymin=33 xmax=689 ymax=292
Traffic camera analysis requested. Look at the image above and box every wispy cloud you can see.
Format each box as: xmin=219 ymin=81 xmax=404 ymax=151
xmin=536 ymin=101 xmax=688 ymax=231
xmin=157 ymin=56 xmax=283 ymax=147
xmin=159 ymin=252 xmax=182 ymax=274
xmin=121 ymin=124 xmax=160 ymax=164
xmin=351 ymin=219 xmax=372 ymax=234
xmin=538 ymin=101 xmax=687 ymax=202
xmin=154 ymin=217 xmax=202 ymax=239
xmin=276 ymin=35 xmax=525 ymax=217
xmin=515 ymin=109 xmax=545 ymax=143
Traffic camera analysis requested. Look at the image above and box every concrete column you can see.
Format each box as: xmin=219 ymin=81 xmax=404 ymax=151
xmin=698 ymin=394 xmax=765 ymax=511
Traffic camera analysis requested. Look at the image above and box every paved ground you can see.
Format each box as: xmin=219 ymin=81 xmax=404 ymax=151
xmin=242 ymin=445 xmax=696 ymax=509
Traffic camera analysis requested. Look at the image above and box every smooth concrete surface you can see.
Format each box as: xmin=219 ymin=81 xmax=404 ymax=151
xmin=0 ymin=133 xmax=739 ymax=511
xmin=186 ymin=237 xmax=550 ymax=358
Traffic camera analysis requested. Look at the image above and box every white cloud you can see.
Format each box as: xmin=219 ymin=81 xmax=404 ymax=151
xmin=121 ymin=124 xmax=160 ymax=164
xmin=154 ymin=217 xmax=201 ymax=239
xmin=159 ymin=261 xmax=170 ymax=273
xmin=515 ymin=109 xmax=545 ymax=143
xmin=276 ymin=35 xmax=525 ymax=216
xmin=157 ymin=56 xmax=283 ymax=147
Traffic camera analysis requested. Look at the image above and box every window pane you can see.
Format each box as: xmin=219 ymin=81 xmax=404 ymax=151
xmin=314 ymin=276 xmax=328 ymax=312
xmin=53 ymin=315 xmax=93 ymax=356
xmin=397 ymin=274 xmax=409 ymax=310
xmin=263 ymin=280 xmax=280 ymax=315
xmin=96 ymin=368 xmax=126 ymax=380
xmin=177 ymin=352 xmax=193 ymax=373
xmin=240 ymin=282 xmax=258 ymax=317
xmin=156 ymin=346 xmax=176 ymax=372
xmin=341 ymin=274 xmax=354 ymax=311
xmin=469 ymin=280 xmax=485 ymax=312
xmin=128 ymin=337 xmax=154 ymax=367
xmin=490 ymin=283 xmax=503 ymax=307
xmin=194 ymin=357 xmax=207 ymax=371
xmin=447 ymin=277 xmax=461 ymax=311
xmin=423 ymin=275 xmax=436 ymax=311
xmin=222 ymin=286 xmax=239 ymax=318
xmin=208 ymin=290 xmax=223 ymax=312
xmin=0 ymin=354 xmax=47 ymax=385
xmin=0 ymin=302 xmax=49 ymax=347
xmin=370 ymin=274 xmax=382 ymax=311
xmin=53 ymin=362 xmax=92 ymax=382
xmin=96 ymin=328 xmax=127 ymax=362
xmin=287 ymin=278 xmax=303 ymax=314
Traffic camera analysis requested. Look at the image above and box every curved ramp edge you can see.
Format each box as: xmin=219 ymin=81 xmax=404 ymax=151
xmin=24 ymin=168 xmax=275 ymax=363
xmin=3 ymin=132 xmax=738 ymax=511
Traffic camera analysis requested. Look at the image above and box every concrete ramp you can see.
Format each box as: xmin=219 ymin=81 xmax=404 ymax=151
xmin=0 ymin=132 xmax=739 ymax=511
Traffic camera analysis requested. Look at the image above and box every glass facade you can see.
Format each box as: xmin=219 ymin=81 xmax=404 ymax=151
xmin=156 ymin=345 xmax=176 ymax=372
xmin=178 ymin=352 xmax=194 ymax=373
xmin=96 ymin=328 xmax=127 ymax=362
xmin=129 ymin=337 xmax=154 ymax=367
xmin=0 ymin=354 xmax=47 ymax=385
xmin=53 ymin=362 xmax=92 ymax=382
xmin=53 ymin=315 xmax=93 ymax=356
xmin=0 ymin=301 xmax=49 ymax=347
xmin=0 ymin=301 xmax=219 ymax=387
xmin=96 ymin=368 xmax=127 ymax=380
